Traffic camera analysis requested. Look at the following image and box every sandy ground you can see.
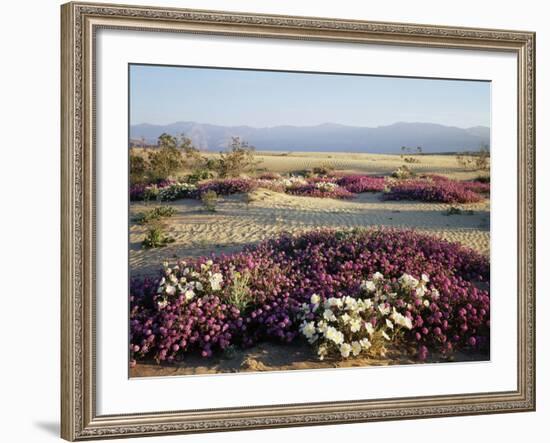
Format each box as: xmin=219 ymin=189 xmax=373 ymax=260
xmin=130 ymin=189 xmax=489 ymax=276
xmin=131 ymin=339 xmax=489 ymax=377
xmin=237 ymin=151 xmax=484 ymax=180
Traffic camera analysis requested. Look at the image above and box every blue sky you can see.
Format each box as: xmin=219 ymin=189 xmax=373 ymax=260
xmin=130 ymin=64 xmax=490 ymax=128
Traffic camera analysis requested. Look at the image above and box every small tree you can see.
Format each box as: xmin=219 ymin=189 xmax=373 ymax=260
xmin=129 ymin=149 xmax=149 ymax=184
xmin=157 ymin=133 xmax=178 ymax=150
xmin=147 ymin=134 xmax=185 ymax=181
xmin=215 ymin=137 xmax=259 ymax=178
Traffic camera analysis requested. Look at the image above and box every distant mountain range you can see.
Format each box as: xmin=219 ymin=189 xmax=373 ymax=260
xmin=130 ymin=121 xmax=490 ymax=154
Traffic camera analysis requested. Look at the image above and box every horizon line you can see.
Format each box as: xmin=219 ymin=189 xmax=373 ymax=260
xmin=130 ymin=120 xmax=490 ymax=131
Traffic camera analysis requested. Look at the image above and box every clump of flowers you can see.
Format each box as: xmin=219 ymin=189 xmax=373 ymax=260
xmin=130 ymin=180 xmax=197 ymax=201
xmin=197 ymin=178 xmax=258 ymax=196
xmin=254 ymin=179 xmax=287 ymax=193
xmin=286 ymin=182 xmax=355 ymax=199
xmin=157 ymin=182 xmax=197 ymax=201
xmin=463 ymin=181 xmax=491 ymax=194
xmin=280 ymin=176 xmax=308 ymax=189
xmin=130 ymin=229 xmax=490 ymax=365
xmin=298 ymin=272 xmax=443 ymax=361
xmin=336 ymin=175 xmax=386 ymax=193
xmin=383 ymin=179 xmax=484 ymax=204
xmin=130 ymin=260 xmax=244 ymax=364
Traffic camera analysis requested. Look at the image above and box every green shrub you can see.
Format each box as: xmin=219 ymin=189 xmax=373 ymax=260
xmin=313 ymin=163 xmax=335 ymax=176
xmin=224 ymin=270 xmax=255 ymax=312
xmin=201 ymin=190 xmax=218 ymax=212
xmin=134 ymin=206 xmax=176 ymax=225
xmin=129 ymin=151 xmax=149 ymax=184
xmin=456 ymin=144 xmax=490 ymax=172
xmin=391 ymin=165 xmax=415 ymax=180
xmin=141 ymin=223 xmax=175 ymax=249
xmin=445 ymin=206 xmax=474 ymax=216
xmin=186 ymin=168 xmax=214 ymax=184
xmin=214 ymin=137 xmax=259 ymax=178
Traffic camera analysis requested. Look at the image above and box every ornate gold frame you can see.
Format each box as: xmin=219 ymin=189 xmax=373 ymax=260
xmin=61 ymin=2 xmax=536 ymax=440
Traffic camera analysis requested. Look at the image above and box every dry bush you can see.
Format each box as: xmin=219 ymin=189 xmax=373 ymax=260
xmin=214 ymin=137 xmax=259 ymax=178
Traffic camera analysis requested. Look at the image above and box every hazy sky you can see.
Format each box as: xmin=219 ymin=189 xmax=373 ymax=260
xmin=130 ymin=64 xmax=491 ymax=128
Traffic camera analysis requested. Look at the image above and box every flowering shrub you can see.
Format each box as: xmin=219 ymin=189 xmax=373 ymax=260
xmin=157 ymin=183 xmax=197 ymax=201
xmin=383 ymin=179 xmax=484 ymax=203
xmin=197 ymin=178 xmax=258 ymax=196
xmin=130 ymin=261 xmax=244 ymax=363
xmin=130 ymin=183 xmax=159 ymax=201
xmin=254 ymin=179 xmax=287 ymax=193
xmin=463 ymin=181 xmax=491 ymax=194
xmin=299 ymin=272 xmax=446 ymax=360
xmin=286 ymin=182 xmax=355 ymax=199
xmin=130 ymin=180 xmax=197 ymax=201
xmin=336 ymin=175 xmax=386 ymax=193
xmin=280 ymin=176 xmax=308 ymax=189
xmin=130 ymin=173 xmax=488 ymax=204
xmin=130 ymin=229 xmax=489 ymax=365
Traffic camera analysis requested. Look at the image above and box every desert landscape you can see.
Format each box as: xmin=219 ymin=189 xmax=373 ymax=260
xmin=129 ymin=147 xmax=490 ymax=377
xmin=128 ymin=64 xmax=491 ymax=377
xmin=130 ymin=152 xmax=489 ymax=277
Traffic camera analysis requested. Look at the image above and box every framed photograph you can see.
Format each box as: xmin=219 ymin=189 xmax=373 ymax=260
xmin=61 ymin=1 xmax=536 ymax=440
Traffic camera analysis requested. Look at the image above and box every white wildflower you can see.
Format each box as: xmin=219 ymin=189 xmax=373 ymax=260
xmin=350 ymin=318 xmax=362 ymax=333
xmin=209 ymin=272 xmax=223 ymax=291
xmin=423 ymin=299 xmax=430 ymax=307
xmin=421 ymin=273 xmax=430 ymax=283
xmin=391 ymin=308 xmax=413 ymax=330
xmin=339 ymin=342 xmax=352 ymax=358
xmin=323 ymin=309 xmax=337 ymax=322
xmin=326 ymin=297 xmax=343 ymax=308
xmin=378 ymin=304 xmax=391 ymax=316
xmin=364 ymin=322 xmax=374 ymax=336
xmin=343 ymin=296 xmax=358 ymax=311
xmin=317 ymin=320 xmax=329 ymax=335
xmin=340 ymin=313 xmax=351 ymax=324
xmin=382 ymin=331 xmax=391 ymax=341
xmin=386 ymin=319 xmax=394 ymax=330
xmin=184 ymin=289 xmax=195 ymax=301
xmin=301 ymin=321 xmax=317 ymax=342
xmin=415 ymin=285 xmax=427 ymax=298
xmin=360 ymin=298 xmax=373 ymax=310
xmin=372 ymin=272 xmax=384 ymax=281
xmin=359 ymin=338 xmax=372 ymax=349
xmin=325 ymin=326 xmax=344 ymax=345
xmin=399 ymin=273 xmax=419 ymax=289
xmin=361 ymin=280 xmax=376 ymax=293
xmin=165 ymin=285 xmax=176 ymax=296
xmin=310 ymin=293 xmax=321 ymax=305
xmin=351 ymin=341 xmax=363 ymax=356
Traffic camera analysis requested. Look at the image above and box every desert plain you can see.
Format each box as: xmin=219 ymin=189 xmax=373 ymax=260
xmin=129 ymin=151 xmax=490 ymax=377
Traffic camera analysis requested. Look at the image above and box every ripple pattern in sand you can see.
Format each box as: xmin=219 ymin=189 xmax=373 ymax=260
xmin=130 ymin=190 xmax=490 ymax=276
